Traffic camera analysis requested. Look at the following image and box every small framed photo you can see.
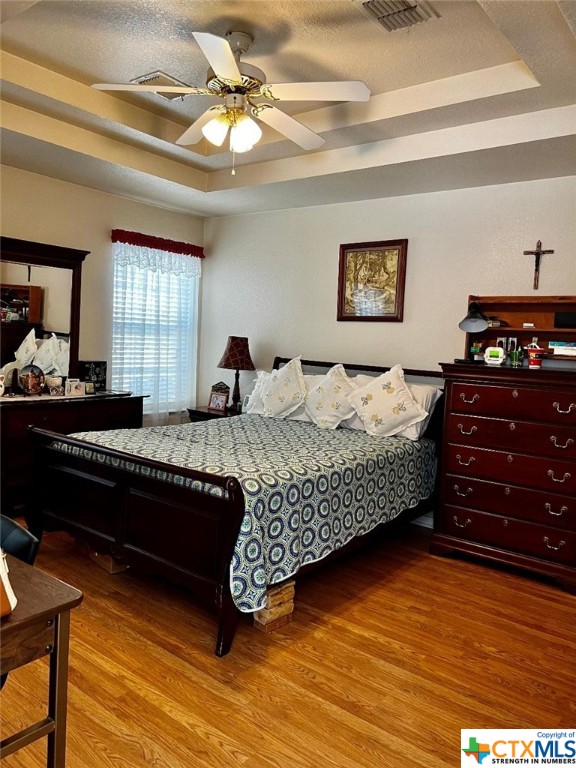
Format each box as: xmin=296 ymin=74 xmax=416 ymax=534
xmin=208 ymin=390 xmax=228 ymax=412
xmin=84 ymin=382 xmax=96 ymax=394
xmin=65 ymin=379 xmax=86 ymax=397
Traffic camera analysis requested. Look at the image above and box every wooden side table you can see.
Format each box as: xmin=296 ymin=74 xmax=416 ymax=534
xmin=187 ymin=406 xmax=236 ymax=423
xmin=0 ymin=557 xmax=83 ymax=767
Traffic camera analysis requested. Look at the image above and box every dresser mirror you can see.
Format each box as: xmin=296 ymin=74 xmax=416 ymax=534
xmin=0 ymin=237 xmax=89 ymax=376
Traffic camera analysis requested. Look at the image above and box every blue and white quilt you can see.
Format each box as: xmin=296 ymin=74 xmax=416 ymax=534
xmin=61 ymin=415 xmax=436 ymax=612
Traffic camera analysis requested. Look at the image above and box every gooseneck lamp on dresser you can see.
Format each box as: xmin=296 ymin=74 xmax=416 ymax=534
xmin=457 ymin=301 xmax=489 ymax=362
xmin=458 ymin=302 xmax=489 ymax=333
xmin=217 ymin=336 xmax=255 ymax=413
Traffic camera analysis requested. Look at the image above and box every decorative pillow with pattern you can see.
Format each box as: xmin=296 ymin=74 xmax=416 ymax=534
xmin=285 ymin=374 xmax=327 ymax=422
xmin=246 ymin=372 xmax=324 ymax=420
xmin=260 ymin=357 xmax=306 ymax=418
xmin=346 ymin=364 xmax=427 ymax=437
xmin=305 ymin=364 xmax=357 ymax=429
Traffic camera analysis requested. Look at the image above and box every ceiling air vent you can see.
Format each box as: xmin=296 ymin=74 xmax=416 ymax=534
xmin=129 ymin=71 xmax=193 ymax=101
xmin=357 ymin=1 xmax=441 ymax=31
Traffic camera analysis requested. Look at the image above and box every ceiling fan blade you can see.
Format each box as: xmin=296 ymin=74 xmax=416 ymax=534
xmin=92 ymin=83 xmax=214 ymax=95
xmin=263 ymin=81 xmax=370 ymax=102
xmin=176 ymin=106 xmax=224 ymax=146
xmin=192 ymin=32 xmax=242 ymax=83
xmin=253 ymin=106 xmax=324 ymax=150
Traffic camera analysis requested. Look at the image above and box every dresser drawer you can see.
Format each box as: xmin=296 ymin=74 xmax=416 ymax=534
xmin=446 ymin=414 xmax=576 ymax=459
xmin=450 ymin=383 xmax=576 ymax=425
xmin=444 ymin=474 xmax=575 ymax=530
xmin=445 ymin=444 xmax=576 ymax=494
xmin=79 ymin=398 xmax=143 ymax=431
xmin=439 ymin=506 xmax=576 ymax=566
xmin=2 ymin=405 xmax=79 ymax=443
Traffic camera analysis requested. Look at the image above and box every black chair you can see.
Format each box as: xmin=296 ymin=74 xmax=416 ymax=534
xmin=1 ymin=515 xmax=40 ymax=690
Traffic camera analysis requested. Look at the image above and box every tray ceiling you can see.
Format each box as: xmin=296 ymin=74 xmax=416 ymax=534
xmin=1 ymin=0 xmax=575 ymax=216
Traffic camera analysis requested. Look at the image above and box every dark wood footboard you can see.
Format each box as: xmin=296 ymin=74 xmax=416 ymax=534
xmin=28 ymin=427 xmax=246 ymax=657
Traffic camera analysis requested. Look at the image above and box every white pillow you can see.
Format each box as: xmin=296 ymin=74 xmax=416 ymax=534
xmin=305 ymin=364 xmax=356 ymax=429
xmin=286 ymin=374 xmax=326 ymax=422
xmin=341 ymin=374 xmax=377 ymax=431
xmin=32 ymin=334 xmax=60 ymax=373
xmin=346 ymin=364 xmax=427 ymax=437
xmin=14 ymin=328 xmax=37 ymax=368
xmin=260 ymin=357 xmax=306 ymax=418
xmin=246 ymin=372 xmax=324 ymax=420
xmin=397 ymin=384 xmax=443 ymax=440
xmin=245 ymin=370 xmax=269 ymax=414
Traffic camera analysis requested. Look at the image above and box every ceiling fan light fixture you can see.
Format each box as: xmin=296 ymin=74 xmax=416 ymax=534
xmin=202 ymin=113 xmax=230 ymax=146
xmin=229 ymin=113 xmax=262 ymax=153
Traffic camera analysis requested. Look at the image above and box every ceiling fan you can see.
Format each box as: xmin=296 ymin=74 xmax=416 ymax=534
xmin=93 ymin=31 xmax=370 ymax=154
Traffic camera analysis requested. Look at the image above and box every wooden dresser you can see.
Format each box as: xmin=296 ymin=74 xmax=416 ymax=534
xmin=1 ymin=393 xmax=145 ymax=516
xmin=431 ymin=363 xmax=576 ymax=592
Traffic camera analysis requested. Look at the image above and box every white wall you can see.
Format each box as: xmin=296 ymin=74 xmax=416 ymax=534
xmin=1 ymin=165 xmax=204 ymax=391
xmin=201 ymin=176 xmax=576 ymax=402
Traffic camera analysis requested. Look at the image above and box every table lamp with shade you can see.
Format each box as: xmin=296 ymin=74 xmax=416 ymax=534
xmin=217 ymin=336 xmax=255 ymax=412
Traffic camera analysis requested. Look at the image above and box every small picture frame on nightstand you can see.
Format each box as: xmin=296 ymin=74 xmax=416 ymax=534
xmin=208 ymin=390 xmax=228 ymax=412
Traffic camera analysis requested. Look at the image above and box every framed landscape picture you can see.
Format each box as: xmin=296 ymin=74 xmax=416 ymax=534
xmin=337 ymin=239 xmax=408 ymax=322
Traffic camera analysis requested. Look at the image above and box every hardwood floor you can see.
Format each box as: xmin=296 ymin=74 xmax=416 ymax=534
xmin=1 ymin=525 xmax=574 ymax=767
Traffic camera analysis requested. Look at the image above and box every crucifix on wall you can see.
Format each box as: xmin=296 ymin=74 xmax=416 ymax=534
xmin=523 ymin=240 xmax=554 ymax=290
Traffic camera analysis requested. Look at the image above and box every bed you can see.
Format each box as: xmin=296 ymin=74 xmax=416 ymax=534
xmin=28 ymin=357 xmax=444 ymax=656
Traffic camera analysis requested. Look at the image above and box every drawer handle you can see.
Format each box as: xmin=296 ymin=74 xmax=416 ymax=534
xmin=507 ymin=455 xmax=514 ymax=463
xmin=459 ymin=393 xmax=479 ymax=405
xmin=453 ymin=484 xmax=473 ymax=497
xmin=543 ymin=536 xmax=566 ymax=551
xmin=545 ymin=503 xmax=567 ymax=517
xmin=456 ymin=454 xmax=475 ymax=466
xmin=550 ymin=436 xmax=574 ymax=449
xmin=553 ymin=401 xmax=576 ymax=414
xmin=453 ymin=516 xmax=472 ymax=529
xmin=509 ymin=422 xmax=516 ymax=431
xmin=457 ymin=424 xmax=477 ymax=435
xmin=547 ymin=470 xmax=571 ymax=483
xmin=512 ymin=389 xmax=519 ymax=398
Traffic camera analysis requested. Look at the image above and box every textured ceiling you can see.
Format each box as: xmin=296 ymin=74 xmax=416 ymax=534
xmin=1 ymin=0 xmax=575 ymax=216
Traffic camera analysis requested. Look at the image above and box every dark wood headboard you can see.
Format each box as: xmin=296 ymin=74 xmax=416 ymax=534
xmin=273 ymin=356 xmax=442 ymax=381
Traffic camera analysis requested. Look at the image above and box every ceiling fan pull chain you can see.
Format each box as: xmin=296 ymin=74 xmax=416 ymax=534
xmin=231 ymin=150 xmax=236 ymax=176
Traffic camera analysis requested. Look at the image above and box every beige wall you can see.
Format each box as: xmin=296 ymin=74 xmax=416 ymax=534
xmin=2 ymin=166 xmax=574 ymax=409
xmin=201 ymin=176 xmax=576 ymax=402
xmin=1 ymin=165 xmax=204 ymax=392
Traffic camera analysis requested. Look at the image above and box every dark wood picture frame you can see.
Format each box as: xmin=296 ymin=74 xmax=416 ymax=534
xmin=337 ymin=239 xmax=408 ymax=322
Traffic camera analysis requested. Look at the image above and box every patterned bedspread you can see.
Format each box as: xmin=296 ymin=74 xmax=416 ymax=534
xmin=62 ymin=415 xmax=437 ymax=612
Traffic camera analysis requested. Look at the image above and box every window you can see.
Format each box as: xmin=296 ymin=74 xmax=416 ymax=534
xmin=111 ymin=230 xmax=203 ymax=425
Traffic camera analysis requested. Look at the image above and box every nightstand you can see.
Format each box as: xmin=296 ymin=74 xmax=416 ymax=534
xmin=187 ymin=406 xmax=235 ymax=423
